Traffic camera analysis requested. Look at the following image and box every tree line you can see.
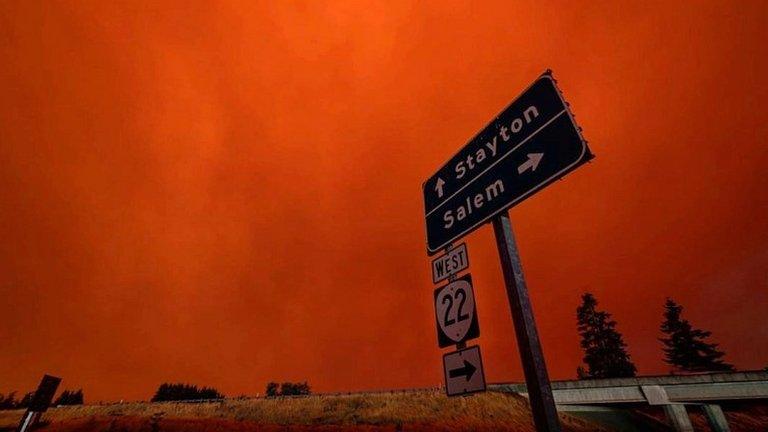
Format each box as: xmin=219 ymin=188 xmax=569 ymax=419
xmin=151 ymin=383 xmax=224 ymax=402
xmin=0 ymin=389 xmax=83 ymax=410
xmin=0 ymin=293 xmax=743 ymax=409
xmin=576 ymin=293 xmax=734 ymax=379
xmin=148 ymin=381 xmax=312 ymax=401
xmin=2 ymin=380 xmax=314 ymax=408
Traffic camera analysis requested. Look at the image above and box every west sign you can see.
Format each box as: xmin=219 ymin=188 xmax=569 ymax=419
xmin=423 ymin=71 xmax=593 ymax=254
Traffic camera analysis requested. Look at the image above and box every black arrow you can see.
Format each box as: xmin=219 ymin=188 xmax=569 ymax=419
xmin=448 ymin=360 xmax=477 ymax=381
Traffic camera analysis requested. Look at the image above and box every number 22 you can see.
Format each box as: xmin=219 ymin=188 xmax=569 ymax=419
xmin=442 ymin=288 xmax=470 ymax=326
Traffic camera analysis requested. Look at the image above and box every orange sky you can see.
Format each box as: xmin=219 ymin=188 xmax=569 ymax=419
xmin=1 ymin=1 xmax=767 ymax=402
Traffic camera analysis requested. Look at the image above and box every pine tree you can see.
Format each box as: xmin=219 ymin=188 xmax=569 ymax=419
xmin=151 ymin=383 xmax=223 ymax=402
xmin=660 ymin=298 xmax=734 ymax=372
xmin=17 ymin=392 xmax=34 ymax=409
xmin=576 ymin=293 xmax=637 ymax=378
xmin=70 ymin=389 xmax=84 ymax=405
xmin=54 ymin=389 xmax=83 ymax=406
xmin=0 ymin=392 xmax=17 ymax=410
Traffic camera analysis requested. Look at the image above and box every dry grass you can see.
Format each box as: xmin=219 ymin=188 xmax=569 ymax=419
xmin=638 ymin=403 xmax=768 ymax=432
xmin=0 ymin=391 xmax=605 ymax=431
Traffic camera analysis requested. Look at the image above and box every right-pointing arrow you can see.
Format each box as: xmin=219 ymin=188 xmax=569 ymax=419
xmin=448 ymin=360 xmax=477 ymax=381
xmin=517 ymin=152 xmax=544 ymax=174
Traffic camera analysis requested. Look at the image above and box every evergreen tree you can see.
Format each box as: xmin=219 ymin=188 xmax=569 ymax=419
xmin=151 ymin=383 xmax=223 ymax=402
xmin=576 ymin=292 xmax=637 ymax=378
xmin=265 ymin=382 xmax=279 ymax=397
xmin=264 ymin=381 xmax=310 ymax=397
xmin=54 ymin=389 xmax=84 ymax=406
xmin=660 ymin=298 xmax=734 ymax=372
xmin=280 ymin=382 xmax=310 ymax=396
xmin=17 ymin=392 xmax=34 ymax=409
xmin=0 ymin=392 xmax=17 ymax=410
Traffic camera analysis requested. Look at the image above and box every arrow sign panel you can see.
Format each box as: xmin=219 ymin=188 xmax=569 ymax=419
xmin=423 ymin=72 xmax=593 ymax=254
xmin=443 ymin=345 xmax=486 ymax=397
xmin=434 ymin=273 xmax=479 ymax=347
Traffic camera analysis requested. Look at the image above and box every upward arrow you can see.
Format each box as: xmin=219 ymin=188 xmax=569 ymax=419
xmin=517 ymin=153 xmax=544 ymax=174
xmin=434 ymin=177 xmax=445 ymax=198
xmin=448 ymin=360 xmax=477 ymax=381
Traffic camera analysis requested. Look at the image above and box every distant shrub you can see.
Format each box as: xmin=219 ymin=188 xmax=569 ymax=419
xmin=281 ymin=382 xmax=311 ymax=396
xmin=264 ymin=381 xmax=311 ymax=397
xmin=0 ymin=392 xmax=17 ymax=410
xmin=16 ymin=392 xmax=34 ymax=409
xmin=151 ymin=383 xmax=224 ymax=402
xmin=0 ymin=391 xmax=36 ymax=410
xmin=265 ymin=382 xmax=279 ymax=397
xmin=54 ymin=389 xmax=84 ymax=406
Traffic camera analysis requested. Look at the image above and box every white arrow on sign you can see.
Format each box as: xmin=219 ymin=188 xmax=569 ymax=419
xmin=443 ymin=345 xmax=486 ymax=397
xmin=435 ymin=177 xmax=445 ymax=198
xmin=517 ymin=153 xmax=544 ymax=174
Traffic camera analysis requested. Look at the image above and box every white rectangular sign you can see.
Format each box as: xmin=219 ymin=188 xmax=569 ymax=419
xmin=431 ymin=243 xmax=469 ymax=284
xmin=443 ymin=345 xmax=486 ymax=397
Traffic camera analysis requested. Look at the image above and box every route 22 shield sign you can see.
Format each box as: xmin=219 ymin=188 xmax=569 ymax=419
xmin=434 ymin=274 xmax=480 ymax=348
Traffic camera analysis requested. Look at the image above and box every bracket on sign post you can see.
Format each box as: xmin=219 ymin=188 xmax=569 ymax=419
xmin=444 ymin=244 xmax=457 ymax=285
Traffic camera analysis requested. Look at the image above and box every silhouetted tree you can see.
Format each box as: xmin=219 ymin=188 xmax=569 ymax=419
xmin=660 ymin=298 xmax=734 ymax=372
xmin=0 ymin=391 xmax=38 ymax=410
xmin=17 ymin=392 xmax=34 ymax=409
xmin=576 ymin=293 xmax=637 ymax=378
xmin=0 ymin=392 xmax=17 ymax=410
xmin=279 ymin=382 xmax=310 ymax=396
xmin=151 ymin=383 xmax=223 ymax=402
xmin=264 ymin=381 xmax=311 ymax=397
xmin=54 ymin=389 xmax=84 ymax=406
xmin=576 ymin=366 xmax=587 ymax=380
xmin=265 ymin=382 xmax=279 ymax=397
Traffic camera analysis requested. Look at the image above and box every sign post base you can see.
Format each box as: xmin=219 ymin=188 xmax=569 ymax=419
xmin=16 ymin=411 xmax=39 ymax=432
xmin=492 ymin=211 xmax=561 ymax=432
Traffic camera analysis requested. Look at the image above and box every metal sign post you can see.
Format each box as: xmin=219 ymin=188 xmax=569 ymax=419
xmin=493 ymin=211 xmax=560 ymax=432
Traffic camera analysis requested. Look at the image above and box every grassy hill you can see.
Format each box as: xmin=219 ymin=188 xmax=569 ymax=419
xmin=0 ymin=391 xmax=606 ymax=432
xmin=0 ymin=390 xmax=766 ymax=431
